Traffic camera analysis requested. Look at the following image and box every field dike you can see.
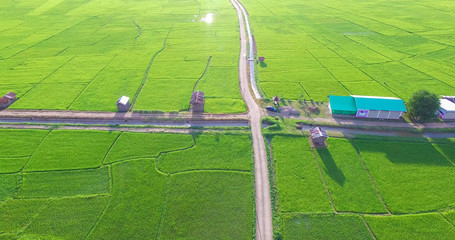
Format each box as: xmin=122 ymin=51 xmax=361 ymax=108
xmin=130 ymin=25 xmax=175 ymax=111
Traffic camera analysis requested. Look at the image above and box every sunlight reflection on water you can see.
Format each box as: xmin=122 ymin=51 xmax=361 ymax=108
xmin=201 ymin=13 xmax=214 ymax=23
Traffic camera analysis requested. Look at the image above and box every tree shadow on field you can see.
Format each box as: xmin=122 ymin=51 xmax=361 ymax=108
xmin=317 ymin=148 xmax=346 ymax=186
xmin=259 ymin=61 xmax=267 ymax=68
xmin=354 ymin=138 xmax=453 ymax=166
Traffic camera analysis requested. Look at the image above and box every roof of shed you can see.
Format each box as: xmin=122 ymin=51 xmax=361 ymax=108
xmin=310 ymin=127 xmax=328 ymax=139
xmin=329 ymin=95 xmax=357 ymax=112
xmin=352 ymin=95 xmax=407 ymax=112
xmin=190 ymin=91 xmax=205 ymax=104
xmin=0 ymin=97 xmax=9 ymax=104
xmin=440 ymin=99 xmax=455 ymax=111
xmin=4 ymin=92 xmax=16 ymax=99
xmin=117 ymin=96 xmax=130 ymax=105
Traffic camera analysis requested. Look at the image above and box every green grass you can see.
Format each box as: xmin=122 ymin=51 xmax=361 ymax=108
xmin=365 ymin=213 xmax=455 ymax=239
xmin=314 ymin=138 xmax=386 ymax=213
xmin=88 ymin=160 xmax=167 ymax=239
xmin=242 ymin=0 xmax=455 ymax=102
xmin=0 ymin=0 xmax=244 ymax=113
xmin=0 ymin=130 xmax=255 ymax=239
xmin=270 ymin=135 xmax=332 ymax=213
xmin=0 ymin=157 xmax=29 ymax=174
xmin=21 ymin=196 xmax=108 ymax=240
xmin=0 ymin=174 xmax=18 ymax=201
xmin=269 ymin=135 xmax=455 ymax=238
xmin=0 ymin=199 xmax=48 ymax=234
xmin=443 ymin=210 xmax=455 ymax=225
xmin=24 ymin=130 xmax=119 ymax=171
xmin=354 ymin=139 xmax=455 ymax=213
xmin=282 ymin=214 xmax=373 ymax=239
xmin=105 ymin=132 xmax=194 ymax=164
xmin=158 ymin=134 xmax=252 ymax=173
xmin=16 ymin=168 xmax=110 ymax=198
xmin=0 ymin=129 xmax=49 ymax=157
xmin=160 ymin=171 xmax=254 ymax=239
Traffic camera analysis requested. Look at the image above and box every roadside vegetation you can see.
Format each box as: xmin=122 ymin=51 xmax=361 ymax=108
xmin=267 ymin=134 xmax=455 ymax=239
xmin=408 ymin=90 xmax=440 ymax=121
xmin=0 ymin=129 xmax=254 ymax=239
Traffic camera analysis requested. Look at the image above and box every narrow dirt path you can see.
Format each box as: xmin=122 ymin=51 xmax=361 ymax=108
xmin=230 ymin=0 xmax=273 ymax=239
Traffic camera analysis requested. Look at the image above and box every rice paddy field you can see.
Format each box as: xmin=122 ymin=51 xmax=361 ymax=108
xmin=0 ymin=0 xmax=245 ymax=113
xmin=242 ymin=0 xmax=455 ymax=101
xmin=268 ymin=134 xmax=455 ymax=239
xmin=0 ymin=129 xmax=254 ymax=239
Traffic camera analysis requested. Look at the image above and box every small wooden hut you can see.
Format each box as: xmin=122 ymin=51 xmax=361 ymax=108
xmin=0 ymin=92 xmax=17 ymax=109
xmin=310 ymin=127 xmax=328 ymax=147
xmin=190 ymin=91 xmax=205 ymax=113
xmin=116 ymin=96 xmax=130 ymax=112
xmin=273 ymin=95 xmax=279 ymax=106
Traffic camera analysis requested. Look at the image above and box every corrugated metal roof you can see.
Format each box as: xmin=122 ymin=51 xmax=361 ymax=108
xmin=0 ymin=97 xmax=9 ymax=105
xmin=190 ymin=91 xmax=205 ymax=104
xmin=117 ymin=96 xmax=130 ymax=105
xmin=329 ymin=95 xmax=357 ymax=112
xmin=310 ymin=127 xmax=328 ymax=139
xmin=4 ymin=92 xmax=16 ymax=99
xmin=440 ymin=99 xmax=455 ymax=111
xmin=352 ymin=95 xmax=407 ymax=112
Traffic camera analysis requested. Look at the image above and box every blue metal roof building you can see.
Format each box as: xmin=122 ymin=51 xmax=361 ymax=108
xmin=329 ymin=95 xmax=407 ymax=119
xmin=328 ymin=96 xmax=357 ymax=115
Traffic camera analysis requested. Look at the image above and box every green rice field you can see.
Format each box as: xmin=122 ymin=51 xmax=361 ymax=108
xmin=268 ymin=135 xmax=455 ymax=239
xmin=0 ymin=0 xmax=245 ymax=113
xmin=242 ymin=0 xmax=455 ymax=101
xmin=0 ymin=129 xmax=254 ymax=239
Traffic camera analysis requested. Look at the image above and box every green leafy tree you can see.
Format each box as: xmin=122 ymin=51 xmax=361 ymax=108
xmin=408 ymin=90 xmax=440 ymax=121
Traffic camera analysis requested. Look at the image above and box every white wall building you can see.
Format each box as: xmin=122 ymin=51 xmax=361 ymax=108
xmin=437 ymin=99 xmax=455 ymax=120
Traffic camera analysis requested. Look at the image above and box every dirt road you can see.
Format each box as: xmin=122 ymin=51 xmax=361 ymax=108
xmin=1 ymin=109 xmax=454 ymax=130
xmin=0 ymin=109 xmax=248 ymax=121
xmin=231 ymin=0 xmax=273 ymax=239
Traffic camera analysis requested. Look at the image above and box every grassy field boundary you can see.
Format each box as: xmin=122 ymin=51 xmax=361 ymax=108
xmin=13 ymin=130 xmax=52 ymax=198
xmin=361 ymin=215 xmax=378 ymax=240
xmin=308 ymin=34 xmax=403 ymax=99
xmin=297 ymin=82 xmax=311 ymax=99
xmin=170 ymin=169 xmax=250 ymax=175
xmin=130 ymin=18 xmax=142 ymax=40
xmin=5 ymin=17 xmax=91 ymax=60
xmin=192 ymin=56 xmax=212 ymax=92
xmin=439 ymin=212 xmax=455 ymax=229
xmin=265 ymin=136 xmax=282 ymax=239
xmin=307 ymin=137 xmax=337 ymax=213
xmin=155 ymin=175 xmax=171 ymax=239
xmin=67 ymin=54 xmax=119 ymax=110
xmin=306 ymin=49 xmax=352 ymax=96
xmin=154 ymin=134 xmax=196 ymax=175
xmin=101 ymin=132 xmax=123 ymax=166
xmin=83 ymin=194 xmax=112 ymax=240
xmin=350 ymin=139 xmax=392 ymax=214
xmin=130 ymin=25 xmax=175 ymax=110
xmin=19 ymin=56 xmax=76 ymax=100
xmin=15 ymin=199 xmax=50 ymax=238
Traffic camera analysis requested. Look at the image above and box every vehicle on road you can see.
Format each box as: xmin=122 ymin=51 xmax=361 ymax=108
xmin=266 ymin=106 xmax=277 ymax=112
